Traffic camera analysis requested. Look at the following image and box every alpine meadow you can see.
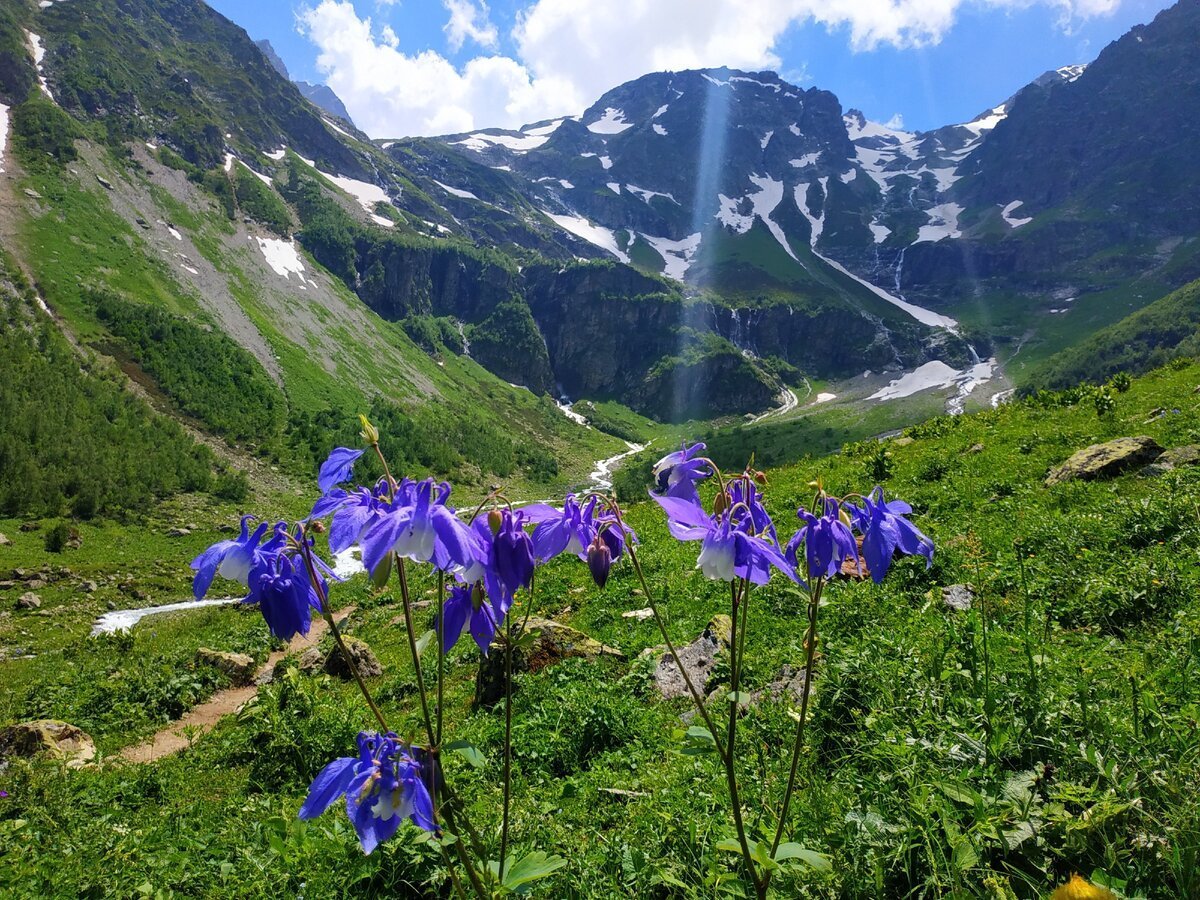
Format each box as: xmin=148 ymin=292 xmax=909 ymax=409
xmin=2 ymin=0 xmax=1200 ymax=897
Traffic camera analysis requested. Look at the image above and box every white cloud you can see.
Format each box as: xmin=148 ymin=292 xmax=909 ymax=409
xmin=299 ymin=0 xmax=1124 ymax=138
xmin=444 ymin=0 xmax=500 ymax=51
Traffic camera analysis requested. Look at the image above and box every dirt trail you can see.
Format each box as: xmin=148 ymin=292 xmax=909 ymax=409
xmin=119 ymin=606 xmax=355 ymax=764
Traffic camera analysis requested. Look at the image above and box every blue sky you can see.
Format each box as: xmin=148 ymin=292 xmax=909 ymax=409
xmin=206 ymin=0 xmax=1175 ymax=137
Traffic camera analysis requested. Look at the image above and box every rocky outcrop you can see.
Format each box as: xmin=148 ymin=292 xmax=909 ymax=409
xmin=324 ymin=637 xmax=383 ymax=680
xmin=651 ymin=615 xmax=731 ymax=701
xmin=196 ymin=648 xmax=257 ymax=686
xmin=0 ymin=720 xmax=96 ymax=768
xmin=1045 ymin=436 xmax=1164 ymax=486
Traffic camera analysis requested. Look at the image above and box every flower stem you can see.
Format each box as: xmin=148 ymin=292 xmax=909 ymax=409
xmin=499 ymin=610 xmax=515 ymax=883
xmin=725 ymin=579 xmax=764 ymax=898
xmin=396 ymin=555 xmax=437 ymax=745
xmin=297 ymin=533 xmax=389 ymax=733
xmin=607 ymin=503 xmax=730 ymax=767
xmin=436 ymin=569 xmax=446 ymax=747
xmin=768 ymin=576 xmax=824 ymax=860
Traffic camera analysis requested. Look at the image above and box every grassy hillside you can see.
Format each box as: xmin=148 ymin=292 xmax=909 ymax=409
xmin=1023 ymin=277 xmax=1200 ymax=391
xmin=2 ymin=359 xmax=1199 ymax=896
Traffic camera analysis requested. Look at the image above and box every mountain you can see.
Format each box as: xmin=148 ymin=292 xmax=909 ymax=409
xmin=255 ymin=39 xmax=356 ymax=130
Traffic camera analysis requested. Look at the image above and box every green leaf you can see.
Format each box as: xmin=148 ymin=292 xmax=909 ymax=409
xmin=773 ymin=843 xmax=832 ymax=872
xmin=951 ymin=839 xmax=980 ymax=872
xmin=445 ymin=739 xmax=486 ymax=769
xmin=681 ymin=725 xmax=718 ymax=755
xmin=937 ymin=781 xmax=982 ymax=805
xmin=414 ymin=628 xmax=436 ymax=658
xmin=500 ymin=851 xmax=567 ymax=893
xmin=714 ymin=838 xmax=744 ymax=854
xmin=727 ymin=690 xmax=751 ymax=705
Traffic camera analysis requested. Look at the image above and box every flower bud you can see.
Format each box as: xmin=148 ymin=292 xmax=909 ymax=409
xmin=587 ymin=536 xmax=613 ymax=588
xmin=753 ymin=470 xmax=768 ymax=485
xmin=310 ymin=520 xmax=326 ymax=534
xmin=358 ymin=414 xmax=380 ymax=445
xmin=487 ymin=509 xmax=503 ymax=535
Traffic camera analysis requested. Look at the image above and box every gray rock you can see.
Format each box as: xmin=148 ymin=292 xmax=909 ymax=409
xmin=0 ymin=720 xmax=95 ymax=768
xmin=1045 ymin=436 xmax=1164 ymax=486
xmin=25 ymin=579 xmax=47 ymax=590
xmin=0 ymin=534 xmax=10 ymax=546
xmin=196 ymin=648 xmax=257 ymax=686
xmin=324 ymin=637 xmax=383 ymax=680
xmin=167 ymin=527 xmax=191 ymax=537
xmin=78 ymin=581 xmax=98 ymax=594
xmin=95 ymin=175 xmax=113 ymax=190
xmin=17 ymin=593 xmax=41 ymax=610
xmin=652 ymin=615 xmax=731 ymax=701
xmin=942 ymin=584 xmax=975 ymax=612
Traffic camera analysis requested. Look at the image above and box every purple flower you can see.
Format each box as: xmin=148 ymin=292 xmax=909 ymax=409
xmin=439 ymin=582 xmax=500 ymax=654
xmin=490 ymin=510 xmax=535 ymax=604
xmin=299 ymin=731 xmax=435 ymax=854
xmin=523 ymin=494 xmax=633 ymax=565
xmin=853 ymin=487 xmax=934 ymax=583
xmin=587 ymin=535 xmax=613 ymax=588
xmin=359 ymin=479 xmax=483 ymax=577
xmin=785 ymin=498 xmax=858 ymax=583
xmin=653 ymin=494 xmax=794 ymax=585
xmin=317 ymin=447 xmax=364 ymax=494
xmin=248 ymin=553 xmax=319 ymax=640
xmin=190 ymin=516 xmax=272 ymax=600
xmin=652 ymin=442 xmax=711 ymax=503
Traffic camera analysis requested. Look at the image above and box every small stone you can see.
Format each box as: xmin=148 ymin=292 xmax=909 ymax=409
xmin=25 ymin=579 xmax=47 ymax=591
xmin=0 ymin=582 xmax=14 ymax=590
xmin=0 ymin=720 xmax=96 ymax=768
xmin=78 ymin=581 xmax=98 ymax=594
xmin=941 ymin=584 xmax=975 ymax=612
xmin=968 ymin=443 xmax=984 ymax=453
xmin=324 ymin=637 xmax=383 ymax=680
xmin=893 ymin=436 xmax=915 ymax=447
xmin=195 ymin=648 xmax=257 ymax=686
xmin=95 ymin=175 xmax=113 ymax=190
xmin=19 ymin=522 xmax=39 ymax=533
xmin=22 ymin=188 xmax=42 ymax=199
xmin=167 ymin=527 xmax=191 ymax=537
xmin=0 ymin=534 xmax=10 ymax=546
xmin=17 ymin=593 xmax=41 ymax=610
xmin=621 ymin=608 xmax=654 ymax=621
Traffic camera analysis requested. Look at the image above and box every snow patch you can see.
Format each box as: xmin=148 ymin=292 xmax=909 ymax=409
xmin=790 ymin=152 xmax=820 ymax=168
xmin=961 ymin=104 xmax=1007 ymax=136
xmin=814 ymin=392 xmax=837 ymax=403
xmin=788 ymin=123 xmax=801 ymax=136
xmin=1001 ymin=200 xmax=1033 ymax=228
xmin=748 ymin=174 xmax=797 ymax=261
xmin=760 ymin=131 xmax=773 ymax=149
xmin=868 ymin=358 xmax=995 ymax=411
xmin=434 ymin=180 xmax=479 ymax=200
xmin=238 ymin=160 xmax=273 ymax=187
xmin=556 ymin=400 xmax=589 ymax=427
xmin=586 ymin=107 xmax=632 ymax=134
xmin=324 ymin=172 xmax=390 ymax=212
xmin=606 ymin=182 xmax=621 ymax=195
xmin=840 ymin=168 xmax=857 ymax=184
xmin=599 ymin=155 xmax=613 ymax=170
xmin=715 ymin=194 xmax=754 ymax=234
xmin=626 ymin=184 xmax=677 ymax=205
xmin=263 ymin=148 xmax=287 ymax=161
xmin=730 ymin=75 xmax=780 ymax=92
xmin=914 ymin=202 xmax=963 ymax=243
xmin=491 ymin=164 xmax=512 ymax=171
xmin=26 ymin=32 xmax=55 ymax=101
xmin=640 ymin=232 xmax=702 ymax=281
xmin=1057 ymin=64 xmax=1087 ymax=82
xmin=255 ymin=237 xmax=317 ymax=286
xmin=523 ymin=118 xmax=566 ymax=137
xmin=653 ymin=104 xmax=669 ymax=118
xmin=370 ymin=214 xmax=395 ymax=228
xmin=223 ymin=153 xmax=235 ymax=173
xmin=653 ymin=123 xmax=668 ymax=136
xmin=454 ymin=131 xmax=549 ymax=152
xmin=545 ymin=213 xmax=629 ymax=263
xmin=869 ymin=222 xmax=891 ymax=244
xmin=323 ymin=117 xmax=354 ymax=139
xmin=701 ymin=74 xmax=731 ymax=88
xmin=166 ymin=226 xmax=183 ymax=241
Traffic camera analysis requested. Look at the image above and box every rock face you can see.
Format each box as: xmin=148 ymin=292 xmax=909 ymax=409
xmin=0 ymin=720 xmax=96 ymax=768
xmin=324 ymin=637 xmax=383 ymax=680
xmin=652 ymin=615 xmax=732 ymax=701
xmin=195 ymin=648 xmax=257 ymax=686
xmin=16 ymin=593 xmax=41 ymax=610
xmin=476 ymin=617 xmax=624 ymax=706
xmin=1045 ymin=436 xmax=1164 ymax=486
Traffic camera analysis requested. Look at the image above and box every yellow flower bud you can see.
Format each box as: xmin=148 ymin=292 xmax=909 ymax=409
xmin=358 ymin=414 xmax=380 ymax=445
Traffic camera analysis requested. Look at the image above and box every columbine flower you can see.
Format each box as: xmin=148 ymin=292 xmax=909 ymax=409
xmin=489 ymin=509 xmax=535 ymax=606
xmin=851 ymin=486 xmax=934 ymax=583
xmin=359 ymin=478 xmax=483 ymax=577
xmin=249 ymin=552 xmax=319 ymax=640
xmin=439 ymin=582 xmax=500 ymax=654
xmin=191 ymin=516 xmax=273 ymax=600
xmin=652 ymin=442 xmax=711 ymax=503
xmin=523 ymin=494 xmax=633 ymax=567
xmin=317 ymin=447 xmax=364 ymax=494
xmin=299 ymin=731 xmax=435 ymax=854
xmin=309 ymin=486 xmax=382 ymax=555
xmin=653 ymin=494 xmax=793 ymax=584
xmin=785 ymin=498 xmax=859 ymax=583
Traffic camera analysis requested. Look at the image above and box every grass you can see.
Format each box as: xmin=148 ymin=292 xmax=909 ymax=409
xmin=3 ymin=359 xmax=1200 ymax=896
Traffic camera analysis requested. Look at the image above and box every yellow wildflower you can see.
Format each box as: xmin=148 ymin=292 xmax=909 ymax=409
xmin=1050 ymin=874 xmax=1117 ymax=900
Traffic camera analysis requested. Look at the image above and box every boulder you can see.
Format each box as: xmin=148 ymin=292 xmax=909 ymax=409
xmin=195 ymin=648 xmax=257 ymax=686
xmin=1149 ymin=444 xmax=1200 ymax=474
xmin=942 ymin=584 xmax=975 ymax=611
xmin=0 ymin=534 xmax=10 ymax=546
xmin=16 ymin=593 xmax=41 ymax=610
xmin=476 ymin=617 xmax=624 ymax=706
xmin=25 ymin=579 xmax=47 ymax=591
xmin=78 ymin=581 xmax=98 ymax=594
xmin=324 ymin=637 xmax=383 ymax=680
xmin=652 ymin=615 xmax=731 ymax=701
xmin=1045 ymin=436 xmax=1164 ymax=486
xmin=752 ymin=665 xmax=808 ymax=705
xmin=621 ymin=607 xmax=654 ymax=621
xmin=0 ymin=720 xmax=96 ymax=768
